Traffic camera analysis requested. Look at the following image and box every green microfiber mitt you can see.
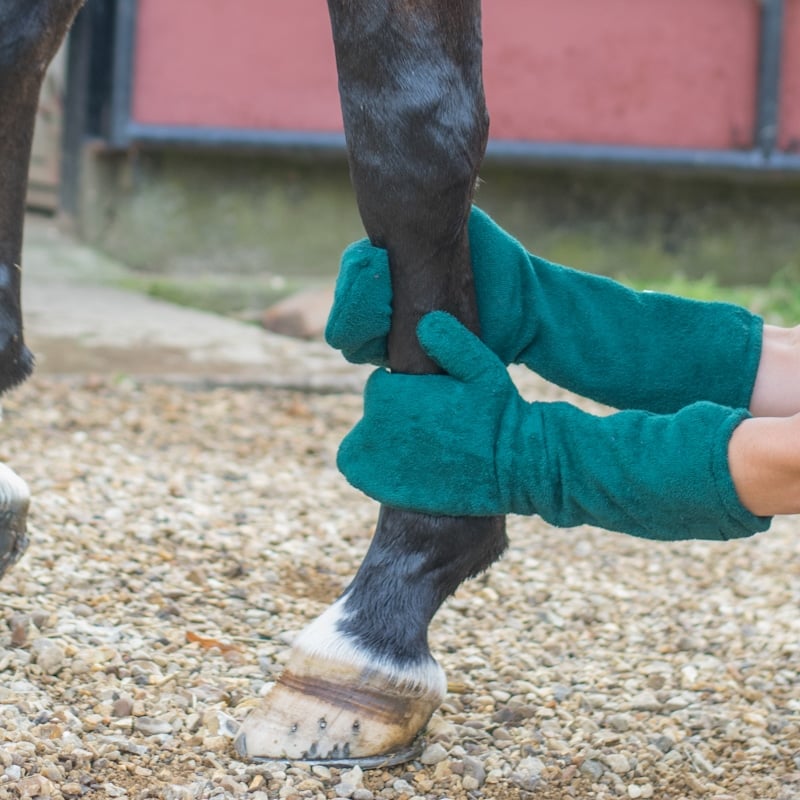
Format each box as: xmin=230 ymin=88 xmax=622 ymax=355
xmin=338 ymin=312 xmax=771 ymax=542
xmin=325 ymin=207 xmax=763 ymax=414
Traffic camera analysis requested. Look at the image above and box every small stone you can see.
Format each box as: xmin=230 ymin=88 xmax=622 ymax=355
xmin=462 ymin=776 xmax=480 ymax=791
xmin=663 ymin=694 xmax=690 ymax=711
xmin=62 ymin=783 xmax=83 ymax=797
xmin=9 ymin=613 xmax=30 ymax=647
xmin=134 ymin=716 xmax=173 ymax=736
xmin=340 ymin=766 xmax=363 ymax=788
xmin=201 ymin=735 xmax=229 ymax=752
xmin=461 ymin=754 xmax=486 ymax=787
xmin=607 ymin=713 xmax=631 ymax=732
xmin=31 ymin=638 xmax=65 ymax=675
xmin=517 ymin=756 xmax=545 ymax=779
xmin=352 ymin=790 xmax=374 ymax=800
xmin=40 ymin=763 xmax=63 ymax=782
xmin=131 ymin=700 xmax=147 ymax=716
xmin=261 ymin=286 xmax=335 ymax=340
xmin=652 ymin=734 xmax=675 ymax=753
xmin=604 ymin=754 xmax=632 ymax=774
xmin=216 ymin=775 xmax=246 ymax=794
xmin=433 ymin=760 xmax=453 ymax=781
xmin=579 ymin=759 xmax=604 ymax=780
xmin=18 ymin=775 xmax=56 ymax=798
xmin=629 ymin=691 xmax=661 ymax=712
xmin=420 ymin=742 xmax=448 ymax=765
xmin=248 ymin=775 xmax=266 ymax=791
xmin=112 ymin=696 xmax=134 ymax=717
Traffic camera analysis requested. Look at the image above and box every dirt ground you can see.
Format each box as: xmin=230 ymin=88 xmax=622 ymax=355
xmin=0 ymin=372 xmax=798 ymax=800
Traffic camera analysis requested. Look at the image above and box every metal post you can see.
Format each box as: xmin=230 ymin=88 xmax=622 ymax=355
xmin=755 ymin=0 xmax=785 ymax=156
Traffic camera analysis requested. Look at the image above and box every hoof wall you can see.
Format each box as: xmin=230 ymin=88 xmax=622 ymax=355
xmin=0 ymin=464 xmax=30 ymax=580
xmin=234 ymin=660 xmax=444 ymax=764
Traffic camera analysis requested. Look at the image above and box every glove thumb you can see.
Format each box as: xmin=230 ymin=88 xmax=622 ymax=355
xmin=416 ymin=311 xmax=508 ymax=388
xmin=324 ymin=240 xmax=392 ymax=363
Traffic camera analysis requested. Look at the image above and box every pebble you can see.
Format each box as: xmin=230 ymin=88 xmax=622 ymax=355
xmin=112 ymin=696 xmax=134 ymax=717
xmin=580 ymin=759 xmax=605 ymax=779
xmin=31 ymin=638 xmax=66 ymax=675
xmin=606 ymin=713 xmax=631 ymax=732
xmin=517 ymin=756 xmax=545 ymax=778
xmin=17 ymin=775 xmax=56 ymax=798
xmin=420 ymin=742 xmax=448 ymax=765
xmin=628 ymin=690 xmax=662 ymax=712
xmin=461 ymin=754 xmax=486 ymax=788
xmin=335 ymin=765 xmax=364 ymax=797
xmin=604 ymin=754 xmax=632 ymax=774
xmin=0 ymin=378 xmax=796 ymax=800
xmin=134 ymin=716 xmax=173 ymax=736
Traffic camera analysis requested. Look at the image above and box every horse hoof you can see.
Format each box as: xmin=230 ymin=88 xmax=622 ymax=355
xmin=0 ymin=463 xmax=30 ymax=579
xmin=234 ymin=661 xmax=443 ymax=764
xmin=234 ymin=602 xmax=446 ymax=763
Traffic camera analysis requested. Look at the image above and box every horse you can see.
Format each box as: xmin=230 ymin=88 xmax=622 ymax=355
xmin=2 ymin=0 xmax=499 ymax=765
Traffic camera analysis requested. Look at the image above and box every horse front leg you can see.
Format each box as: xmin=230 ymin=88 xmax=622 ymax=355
xmin=0 ymin=0 xmax=85 ymax=577
xmin=236 ymin=0 xmax=506 ymax=763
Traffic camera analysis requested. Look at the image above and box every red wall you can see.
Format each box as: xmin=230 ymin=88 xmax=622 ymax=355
xmin=780 ymin=0 xmax=800 ymax=152
xmin=132 ymin=0 xmax=764 ymax=151
xmin=131 ymin=0 xmax=342 ymax=132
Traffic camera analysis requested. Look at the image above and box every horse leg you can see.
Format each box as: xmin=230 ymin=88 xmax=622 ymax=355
xmin=0 ymin=0 xmax=85 ymax=577
xmin=236 ymin=0 xmax=506 ymax=763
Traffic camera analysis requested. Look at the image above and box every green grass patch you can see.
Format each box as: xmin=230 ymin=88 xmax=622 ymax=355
xmin=623 ymin=272 xmax=800 ymax=327
xmin=119 ymin=266 xmax=800 ymax=330
xmin=115 ymin=274 xmax=310 ymax=320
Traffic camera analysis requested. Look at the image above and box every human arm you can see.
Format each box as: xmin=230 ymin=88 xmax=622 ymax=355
xmin=338 ymin=312 xmax=771 ymax=541
xmin=326 ymin=207 xmax=762 ymax=414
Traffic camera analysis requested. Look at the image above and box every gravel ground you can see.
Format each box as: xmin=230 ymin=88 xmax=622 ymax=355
xmin=0 ymin=371 xmax=798 ymax=800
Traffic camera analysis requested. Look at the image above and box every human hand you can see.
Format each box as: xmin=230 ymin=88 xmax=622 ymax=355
xmin=325 ymin=207 xmax=539 ymax=367
xmin=338 ymin=312 xmax=769 ymax=542
xmin=337 ymin=311 xmax=530 ymax=516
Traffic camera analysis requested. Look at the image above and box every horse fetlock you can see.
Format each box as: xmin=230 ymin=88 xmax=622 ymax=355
xmin=0 ymin=265 xmax=32 ymax=395
xmin=0 ymin=335 xmax=34 ymax=395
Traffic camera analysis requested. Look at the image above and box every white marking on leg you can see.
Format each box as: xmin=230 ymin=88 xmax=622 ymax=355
xmin=293 ymin=598 xmax=447 ymax=698
xmin=0 ymin=463 xmax=29 ymax=509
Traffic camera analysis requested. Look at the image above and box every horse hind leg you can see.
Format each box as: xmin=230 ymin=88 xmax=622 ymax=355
xmin=0 ymin=0 xmax=85 ymax=577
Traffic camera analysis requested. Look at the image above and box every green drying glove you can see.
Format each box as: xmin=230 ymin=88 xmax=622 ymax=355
xmin=326 ymin=207 xmax=762 ymax=414
xmin=338 ymin=312 xmax=771 ymax=542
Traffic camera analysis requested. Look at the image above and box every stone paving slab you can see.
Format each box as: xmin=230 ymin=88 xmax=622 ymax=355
xmin=20 ymin=215 xmax=369 ymax=393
